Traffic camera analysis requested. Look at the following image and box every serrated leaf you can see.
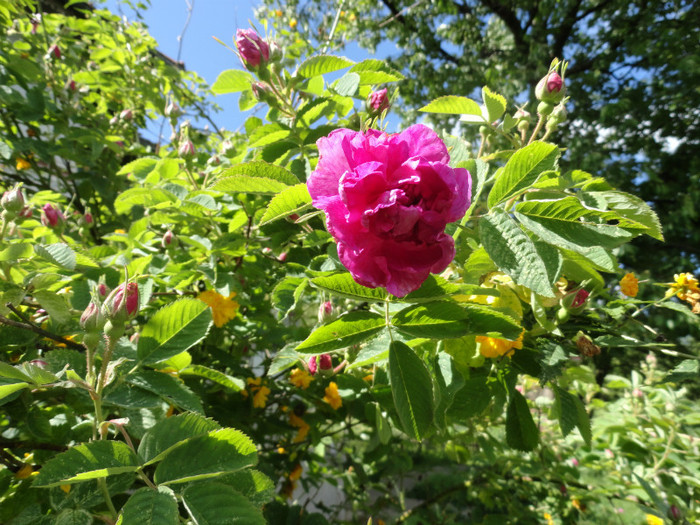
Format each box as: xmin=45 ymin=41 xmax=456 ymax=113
xmin=33 ymin=290 xmax=72 ymax=325
xmin=182 ymin=482 xmax=266 ymax=524
xmin=419 ymin=96 xmax=482 ymax=116
xmin=310 ymin=272 xmax=387 ymax=302
xmin=126 ymin=371 xmax=203 ymax=413
xmin=219 ymin=469 xmax=275 ymax=508
xmin=297 ymin=98 xmax=332 ymax=127
xmin=137 ymin=298 xmax=212 ymax=365
xmin=259 ymin=184 xmax=311 ymax=226
xmin=573 ymin=394 xmax=591 ymax=445
xmin=116 ymin=157 xmax=158 ymax=180
xmin=447 ymin=376 xmax=492 ymax=420
xmin=332 ymin=72 xmax=360 ymax=97
xmin=297 ymin=55 xmax=355 ymax=77
xmin=0 ymin=382 xmax=29 ymax=402
xmin=462 ymin=304 xmax=523 ymax=340
xmin=505 ymin=390 xmax=539 ymax=451
xmin=389 ymin=341 xmax=434 ymax=440
xmin=295 ymin=311 xmax=386 ymax=353
xmin=0 ymin=242 xmax=33 ymax=262
xmin=554 ymin=385 xmax=578 ymax=438
xmin=583 ymin=190 xmax=663 ymax=241
xmin=392 ymin=301 xmax=469 ymax=338
xmin=34 ymin=243 xmax=76 ymax=270
xmin=211 ymin=69 xmax=254 ymax=94
xmin=154 ymin=428 xmax=257 ymax=485
xmin=271 ymin=277 xmax=307 ymax=320
xmin=663 ymin=358 xmax=699 ymax=384
xmin=268 ymin=345 xmax=301 ymax=376
xmin=138 ymin=413 xmax=221 ymax=465
xmin=33 ymin=441 xmax=139 ymax=487
xmin=482 ymin=86 xmax=506 ymax=122
xmin=55 ymin=509 xmax=93 ymax=525
xmin=208 ymin=175 xmax=289 ymax=194
xmin=480 ymin=209 xmax=556 ymax=297
xmin=488 ymin=142 xmax=559 ymax=207
xmin=180 ymin=365 xmax=244 ymax=392
xmin=399 ymin=275 xmax=472 ymax=303
xmin=119 ymin=487 xmax=179 ymax=525
xmin=114 ymin=187 xmax=177 ymax=215
xmin=350 ymin=59 xmax=404 ymax=84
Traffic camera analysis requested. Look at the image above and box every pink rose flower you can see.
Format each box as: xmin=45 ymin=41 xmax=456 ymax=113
xmin=236 ymin=29 xmax=270 ymax=68
xmin=307 ymin=125 xmax=471 ymax=297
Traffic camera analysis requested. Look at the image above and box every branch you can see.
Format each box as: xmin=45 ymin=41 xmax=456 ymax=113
xmin=0 ymin=309 xmax=84 ymax=351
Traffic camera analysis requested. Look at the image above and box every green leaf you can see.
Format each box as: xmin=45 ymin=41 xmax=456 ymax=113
xmin=332 ymin=72 xmax=360 ymax=97
xmin=33 ymin=441 xmax=140 ymax=487
xmin=209 ymin=162 xmax=298 ymax=194
xmin=268 ymin=345 xmax=301 ymax=375
xmin=0 ymin=361 xmax=34 ymax=382
xmin=419 ymin=96 xmax=482 ymax=116
xmin=389 ymin=341 xmax=434 ymax=440
xmin=554 ymin=385 xmax=578 ymax=438
xmin=392 ymin=301 xmax=469 ymax=339
xmin=154 ymin=428 xmax=257 ymax=485
xmin=350 ymin=59 xmax=404 ymax=84
xmin=0 ymin=382 xmax=29 ymax=402
xmin=217 ymin=161 xmax=299 ymax=186
xmin=480 ymin=209 xmax=556 ymax=297
xmin=34 ymin=243 xmax=76 ymax=270
xmin=114 ymin=187 xmax=177 ymax=215
xmin=182 ymin=482 xmax=266 ymax=524
xmin=119 ymin=487 xmax=179 ymax=525
xmin=211 ymin=69 xmax=254 ymax=94
xmin=482 ymin=86 xmax=506 ymax=122
xmin=126 ymin=371 xmax=203 ymax=413
xmin=295 ymin=311 xmax=386 ymax=353
xmin=398 ymin=275 xmax=473 ymax=303
xmin=116 ymin=157 xmax=159 ymax=180
xmin=505 ymin=390 xmax=539 ymax=451
xmin=219 ymin=470 xmax=275 ymax=507
xmin=138 ymin=412 xmax=221 ymax=465
xmin=0 ymin=242 xmax=33 ymax=262
xmin=33 ymin=290 xmax=71 ymax=325
xmin=180 ymin=365 xmax=244 ymax=392
xmin=573 ymin=394 xmax=592 ymax=446
xmin=462 ymin=304 xmax=523 ymax=340
xmin=487 ymin=142 xmax=560 ymax=207
xmin=247 ymin=125 xmax=292 ymax=148
xmin=310 ymin=272 xmax=388 ymax=302
xmin=583 ymin=190 xmax=664 ymax=241
xmin=297 ymin=55 xmax=355 ymax=77
xmin=448 ymin=376 xmax=492 ymax=420
xmin=258 ymin=184 xmax=311 ymax=226
xmin=272 ymin=277 xmax=308 ymax=319
xmin=137 ymin=298 xmax=213 ymax=364
xmin=55 ymin=509 xmax=93 ymax=525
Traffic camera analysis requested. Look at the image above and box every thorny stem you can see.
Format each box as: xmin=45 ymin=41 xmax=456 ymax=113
xmin=0 ymin=310 xmax=84 ymax=351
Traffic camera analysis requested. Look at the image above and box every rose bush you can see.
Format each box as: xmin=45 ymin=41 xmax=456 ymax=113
xmin=307 ymin=124 xmax=471 ymax=296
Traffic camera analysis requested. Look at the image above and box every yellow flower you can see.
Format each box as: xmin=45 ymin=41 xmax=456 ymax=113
xmin=289 ymin=368 xmax=313 ymax=389
xmin=543 ymin=512 xmax=554 ymax=525
xmin=666 ymin=272 xmax=700 ymax=313
xmin=289 ymin=463 xmax=303 ymax=481
xmin=198 ymin=290 xmax=239 ymax=327
xmin=289 ymin=18 xmax=298 ymax=29
xmin=274 ymin=9 xmax=283 ymax=16
xmin=60 ymin=484 xmax=72 ymax=494
xmin=323 ymin=381 xmax=342 ymax=410
xmin=289 ymin=412 xmax=310 ymax=443
xmin=15 ymin=464 xmax=34 ymax=479
xmin=571 ymin=498 xmax=583 ymax=511
xmin=253 ymin=385 xmax=270 ymax=408
xmin=620 ymin=272 xmax=638 ymax=297
xmin=646 ymin=514 xmax=664 ymax=525
xmin=16 ymin=157 xmax=31 ymax=170
xmin=477 ymin=331 xmax=524 ymax=358
xmin=114 ymin=228 xmax=126 ymax=234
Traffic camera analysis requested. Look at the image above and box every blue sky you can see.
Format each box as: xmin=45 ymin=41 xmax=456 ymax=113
xmin=102 ymin=0 xmax=399 ymax=139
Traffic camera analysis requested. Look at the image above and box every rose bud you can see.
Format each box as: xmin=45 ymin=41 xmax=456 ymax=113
xmin=41 ymin=203 xmax=66 ymax=232
xmin=318 ymin=354 xmax=333 ymax=374
xmin=80 ymin=301 xmax=105 ymax=333
xmin=101 ymin=282 xmax=140 ymax=324
xmin=120 ymin=108 xmax=133 ymax=120
xmin=47 ymin=44 xmax=61 ymax=59
xmin=235 ymin=28 xmax=270 ymax=69
xmin=368 ymin=88 xmax=390 ymax=115
xmin=1 ymin=186 xmax=25 ymax=217
xmin=162 ymin=230 xmax=178 ymax=249
xmin=535 ymin=70 xmax=565 ymax=104
xmin=668 ymin=505 xmax=682 ymax=521
xmin=308 ymin=356 xmax=318 ymax=376
xmin=97 ymin=283 xmax=110 ymax=299
xmin=251 ymin=81 xmax=273 ymax=102
xmin=164 ymin=101 xmax=181 ymax=118
xmin=178 ymin=138 xmax=195 ymax=159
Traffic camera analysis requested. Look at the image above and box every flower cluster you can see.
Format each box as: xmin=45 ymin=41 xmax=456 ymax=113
xmin=197 ymin=290 xmax=239 ymax=327
xmin=307 ymin=125 xmax=471 ymax=297
xmin=244 ymin=377 xmax=270 ymax=409
xmin=666 ymin=272 xmax=700 ymax=313
xmin=323 ymin=381 xmax=342 ymax=409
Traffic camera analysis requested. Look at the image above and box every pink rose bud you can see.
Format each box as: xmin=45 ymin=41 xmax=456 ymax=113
xmin=308 ymin=356 xmax=318 ymax=376
xmin=29 ymin=360 xmax=48 ymax=368
xmin=1 ymin=186 xmax=25 ymax=215
xmin=278 ymin=252 xmax=288 ymax=262
xmin=323 ymin=301 xmax=332 ymax=316
xmin=668 ymin=505 xmax=682 ymax=521
xmin=80 ymin=301 xmax=105 ymax=333
xmin=17 ymin=206 xmax=32 ymax=220
xmin=69 ymin=80 xmax=76 ymax=91
xmin=319 ymin=354 xmax=332 ymax=371
xmin=368 ymin=88 xmax=390 ymax=114
xmin=162 ymin=230 xmax=177 ymax=248
xmin=535 ymin=70 xmax=566 ymax=104
xmin=164 ymin=102 xmax=181 ymax=118
xmin=236 ymin=28 xmax=270 ymax=69
xmin=48 ymin=44 xmax=61 ymax=59
xmin=570 ymin=458 xmax=579 ymax=467
xmin=41 ymin=203 xmax=65 ymax=231
xmin=83 ymin=212 xmax=93 ymax=224
xmin=604 ymin=448 xmax=614 ymax=459
xmin=632 ymin=388 xmax=643 ymax=398
xmin=97 ymin=283 xmax=110 ymax=298
xmin=571 ymin=289 xmax=589 ymax=309
xmin=102 ymin=282 xmax=139 ymax=324
xmin=120 ymin=108 xmax=133 ymax=120
xmin=178 ymin=139 xmax=195 ymax=158
xmin=251 ymin=81 xmax=272 ymax=101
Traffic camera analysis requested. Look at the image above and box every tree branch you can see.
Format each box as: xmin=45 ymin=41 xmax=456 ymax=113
xmin=0 ymin=308 xmax=84 ymax=351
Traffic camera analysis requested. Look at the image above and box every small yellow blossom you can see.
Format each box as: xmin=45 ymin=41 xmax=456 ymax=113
xmin=274 ymin=9 xmax=283 ymax=16
xmin=51 ymin=334 xmax=79 ymax=348
xmin=277 ymin=447 xmax=286 ymax=454
xmin=363 ymin=373 xmax=374 ymax=382
xmin=289 ymin=412 xmax=310 ymax=443
xmin=198 ymin=290 xmax=239 ymax=327
xmin=620 ymin=272 xmax=639 ymax=297
xmin=289 ymin=368 xmax=313 ymax=389
xmin=289 ymin=463 xmax=303 ymax=481
xmin=16 ymin=157 xmax=31 ymax=170
xmin=253 ymin=385 xmax=270 ymax=408
xmin=15 ymin=464 xmax=34 ymax=479
xmin=60 ymin=484 xmax=72 ymax=494
xmin=543 ymin=513 xmax=554 ymax=525
xmin=114 ymin=228 xmax=126 ymax=234
xmin=666 ymin=272 xmax=700 ymax=313
xmin=289 ymin=18 xmax=298 ymax=29
xmin=646 ymin=514 xmax=664 ymax=525
xmin=323 ymin=381 xmax=342 ymax=410
xmin=571 ymin=498 xmax=583 ymax=511
xmin=477 ymin=331 xmax=524 ymax=358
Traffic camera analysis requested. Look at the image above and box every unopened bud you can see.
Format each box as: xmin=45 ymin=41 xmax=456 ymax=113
xmin=546 ymin=103 xmax=567 ymax=134
xmin=668 ymin=505 xmax=682 ymax=521
xmin=178 ymin=139 xmax=195 ymax=158
xmin=97 ymin=283 xmax=110 ymax=299
xmin=318 ymin=301 xmax=333 ymax=323
xmin=164 ymin=102 xmax=181 ymax=118
xmin=308 ymin=356 xmax=318 ymax=376
xmin=235 ymin=29 xmax=270 ymax=70
xmin=162 ymin=230 xmax=177 ymax=249
xmin=318 ymin=354 xmax=333 ymax=374
xmin=47 ymin=44 xmax=61 ymax=59
xmin=101 ymin=282 xmax=139 ymax=325
xmin=251 ymin=81 xmax=273 ymax=102
xmin=269 ymin=41 xmax=283 ymax=62
xmin=119 ymin=109 xmax=133 ymax=120
xmin=41 ymin=203 xmax=65 ymax=232
xmin=1 ymin=186 xmax=25 ymax=217
xmin=80 ymin=301 xmax=105 ymax=333
xmin=367 ymin=88 xmax=390 ymax=115
xmin=535 ymin=70 xmax=565 ymax=104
